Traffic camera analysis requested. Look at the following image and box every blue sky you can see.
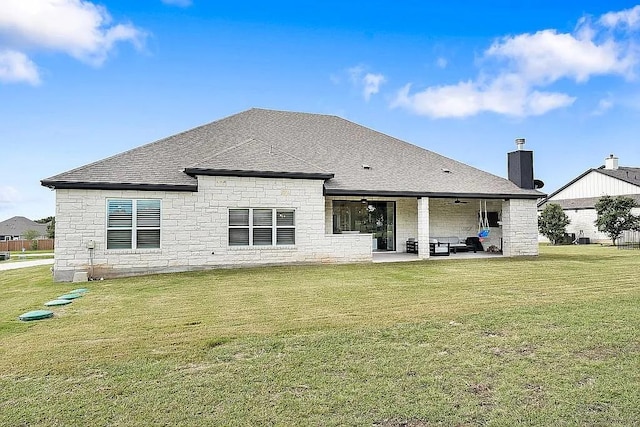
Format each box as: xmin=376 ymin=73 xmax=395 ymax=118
xmin=2 ymin=0 xmax=640 ymax=221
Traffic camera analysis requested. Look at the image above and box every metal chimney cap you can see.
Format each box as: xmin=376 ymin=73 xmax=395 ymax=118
xmin=515 ymin=138 xmax=526 ymax=150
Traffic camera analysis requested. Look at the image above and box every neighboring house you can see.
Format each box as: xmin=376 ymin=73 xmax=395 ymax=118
xmin=0 ymin=216 xmax=49 ymax=241
xmin=41 ymin=108 xmax=543 ymax=282
xmin=538 ymin=155 xmax=640 ymax=243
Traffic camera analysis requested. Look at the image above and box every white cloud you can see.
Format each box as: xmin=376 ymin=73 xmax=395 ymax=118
xmin=161 ymin=0 xmax=192 ymax=6
xmin=363 ymin=73 xmax=385 ymax=101
xmin=599 ymin=5 xmax=640 ymax=30
xmin=392 ymin=6 xmax=638 ymax=119
xmin=486 ymin=29 xmax=635 ymax=84
xmin=0 ymin=49 xmax=40 ymax=85
xmin=392 ymin=79 xmax=575 ymax=119
xmin=0 ymin=0 xmax=146 ymax=85
xmin=347 ymin=65 xmax=386 ymax=101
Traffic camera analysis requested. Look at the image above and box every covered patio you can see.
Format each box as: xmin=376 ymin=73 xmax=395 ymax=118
xmin=372 ymin=250 xmax=504 ymax=263
xmin=327 ymin=195 xmax=518 ymax=258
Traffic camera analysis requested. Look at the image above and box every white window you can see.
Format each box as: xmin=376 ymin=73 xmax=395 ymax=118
xmin=107 ymin=199 xmax=161 ymax=249
xmin=229 ymin=208 xmax=295 ymax=246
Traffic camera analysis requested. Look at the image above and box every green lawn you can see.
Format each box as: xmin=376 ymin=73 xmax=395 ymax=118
xmin=0 ymin=250 xmax=55 ymax=263
xmin=8 ymin=250 xmax=54 ymax=255
xmin=1 ymin=245 xmax=638 ymax=426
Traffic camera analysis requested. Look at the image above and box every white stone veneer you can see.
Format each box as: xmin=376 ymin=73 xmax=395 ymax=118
xmin=428 ymin=198 xmax=504 ymax=250
xmin=53 ymin=176 xmax=371 ymax=281
xmin=502 ymin=199 xmax=539 ymax=256
xmin=54 ymin=177 xmax=540 ymax=281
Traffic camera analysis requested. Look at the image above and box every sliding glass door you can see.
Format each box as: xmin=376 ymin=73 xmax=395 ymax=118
xmin=332 ymin=201 xmax=395 ymax=251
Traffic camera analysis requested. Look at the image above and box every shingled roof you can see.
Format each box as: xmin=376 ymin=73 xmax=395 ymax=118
xmin=596 ymin=166 xmax=640 ymax=187
xmin=42 ymin=108 xmax=543 ymax=199
xmin=538 ymin=194 xmax=640 ymax=210
xmin=0 ymin=216 xmax=48 ymax=238
xmin=540 ymin=166 xmax=640 ymax=205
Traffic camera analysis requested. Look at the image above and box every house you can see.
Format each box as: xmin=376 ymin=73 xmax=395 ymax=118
xmin=0 ymin=216 xmax=49 ymax=241
xmin=537 ymin=155 xmax=640 ymax=243
xmin=41 ymin=108 xmax=543 ymax=282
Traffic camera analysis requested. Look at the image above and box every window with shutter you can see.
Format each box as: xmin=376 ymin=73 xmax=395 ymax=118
xmin=107 ymin=200 xmax=133 ymax=249
xmin=276 ymin=210 xmax=295 ymax=245
xmin=229 ymin=209 xmax=250 ymax=246
xmin=228 ymin=208 xmax=295 ymax=247
xmin=253 ymin=209 xmax=273 ymax=245
xmin=107 ymin=199 xmax=161 ymax=249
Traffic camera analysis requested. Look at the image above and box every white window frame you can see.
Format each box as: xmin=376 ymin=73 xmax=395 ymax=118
xmin=228 ymin=208 xmax=295 ymax=247
xmin=106 ymin=199 xmax=161 ymax=250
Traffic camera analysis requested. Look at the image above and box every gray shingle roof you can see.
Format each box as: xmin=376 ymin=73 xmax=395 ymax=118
xmin=42 ymin=108 xmax=543 ymax=199
xmin=540 ymin=166 xmax=640 ymax=204
xmin=538 ymin=194 xmax=640 ymax=210
xmin=597 ymin=167 xmax=640 ymax=187
xmin=0 ymin=216 xmax=48 ymax=237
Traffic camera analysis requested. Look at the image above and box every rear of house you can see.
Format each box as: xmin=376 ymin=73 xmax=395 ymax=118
xmin=43 ymin=109 xmax=543 ymax=281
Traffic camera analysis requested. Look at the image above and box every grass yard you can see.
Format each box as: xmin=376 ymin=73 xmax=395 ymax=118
xmin=1 ymin=245 xmax=638 ymax=426
xmin=0 ymin=250 xmax=55 ymax=263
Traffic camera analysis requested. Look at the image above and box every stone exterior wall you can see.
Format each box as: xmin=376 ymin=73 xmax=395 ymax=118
xmin=53 ymin=176 xmax=371 ymax=281
xmin=428 ymin=198 xmax=503 ymax=250
xmin=54 ymin=177 xmax=541 ymax=281
xmin=324 ymin=196 xmax=418 ymax=253
xmin=396 ymin=198 xmax=418 ymax=252
xmin=417 ymin=198 xmax=429 ymax=259
xmin=501 ymin=199 xmax=539 ymax=256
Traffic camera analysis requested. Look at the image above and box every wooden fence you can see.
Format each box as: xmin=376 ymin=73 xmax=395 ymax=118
xmin=0 ymin=239 xmax=54 ymax=252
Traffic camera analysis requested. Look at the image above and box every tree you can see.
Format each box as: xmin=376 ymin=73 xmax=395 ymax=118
xmin=594 ymin=195 xmax=640 ymax=245
xmin=46 ymin=217 xmax=55 ymax=239
xmin=35 ymin=216 xmax=54 ymax=224
xmin=538 ymin=203 xmax=571 ymax=245
xmin=22 ymin=229 xmax=40 ymax=250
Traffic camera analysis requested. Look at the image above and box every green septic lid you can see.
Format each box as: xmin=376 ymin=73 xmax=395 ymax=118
xmin=69 ymin=288 xmax=88 ymax=294
xmin=58 ymin=293 xmax=82 ymax=300
xmin=44 ymin=299 xmax=73 ymax=307
xmin=19 ymin=310 xmax=54 ymax=321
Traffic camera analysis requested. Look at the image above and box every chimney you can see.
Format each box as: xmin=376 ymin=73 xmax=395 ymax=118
xmin=508 ymin=138 xmax=534 ymax=189
xmin=604 ymin=154 xmax=619 ymax=170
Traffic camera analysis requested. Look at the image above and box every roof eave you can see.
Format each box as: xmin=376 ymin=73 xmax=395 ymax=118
xmin=40 ymin=180 xmax=198 ymax=192
xmin=324 ymin=188 xmax=544 ymax=199
xmin=184 ymin=168 xmax=334 ymax=180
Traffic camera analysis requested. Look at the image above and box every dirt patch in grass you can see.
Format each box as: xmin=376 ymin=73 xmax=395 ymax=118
xmin=575 ymin=345 xmax=620 ymax=360
xmin=373 ymin=419 xmax=433 ymax=427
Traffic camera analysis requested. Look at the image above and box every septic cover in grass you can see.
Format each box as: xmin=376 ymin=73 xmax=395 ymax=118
xmin=19 ymin=310 xmax=54 ymax=321
xmin=44 ymin=299 xmax=72 ymax=307
xmin=58 ymin=293 xmax=82 ymax=300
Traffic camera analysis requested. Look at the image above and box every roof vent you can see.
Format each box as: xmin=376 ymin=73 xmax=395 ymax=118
xmin=515 ymin=138 xmax=525 ymax=150
xmin=441 ymin=168 xmax=451 ymax=173
xmin=362 ymin=164 xmax=371 ymax=170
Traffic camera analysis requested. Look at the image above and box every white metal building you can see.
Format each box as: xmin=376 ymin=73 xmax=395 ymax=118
xmin=538 ymin=155 xmax=640 ymax=243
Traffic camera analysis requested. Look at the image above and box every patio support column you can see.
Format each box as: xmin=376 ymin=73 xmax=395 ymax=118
xmin=417 ymin=197 xmax=429 ymax=259
xmin=501 ymin=199 xmax=539 ymax=257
